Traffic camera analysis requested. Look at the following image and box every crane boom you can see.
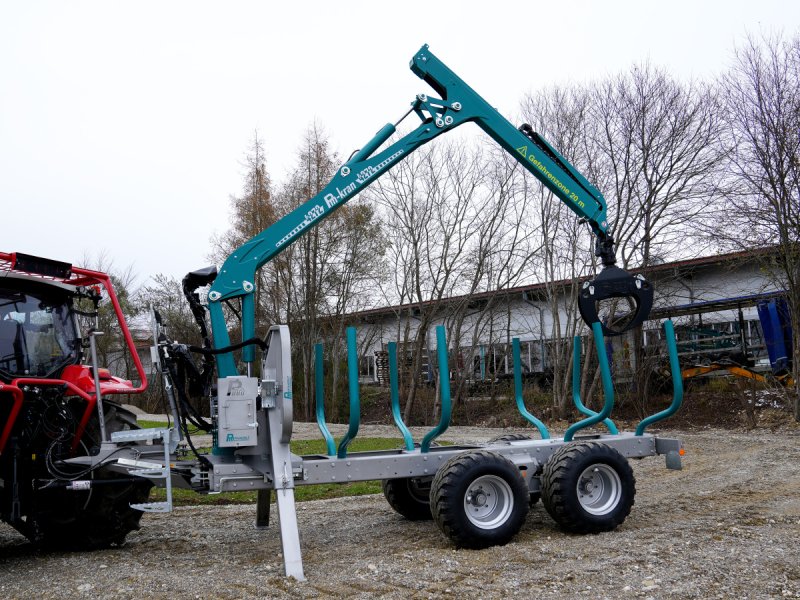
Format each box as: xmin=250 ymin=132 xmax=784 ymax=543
xmin=204 ymin=44 xmax=651 ymax=377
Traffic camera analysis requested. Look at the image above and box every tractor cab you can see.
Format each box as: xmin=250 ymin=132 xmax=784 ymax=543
xmin=0 ymin=277 xmax=81 ymax=381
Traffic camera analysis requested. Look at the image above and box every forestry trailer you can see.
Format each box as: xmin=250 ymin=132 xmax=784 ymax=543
xmin=0 ymin=45 xmax=684 ymax=580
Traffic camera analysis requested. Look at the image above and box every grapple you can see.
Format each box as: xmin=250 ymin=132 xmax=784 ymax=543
xmin=578 ymin=236 xmax=654 ymax=336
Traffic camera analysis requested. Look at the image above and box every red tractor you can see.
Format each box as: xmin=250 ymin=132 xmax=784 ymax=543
xmin=0 ymin=251 xmax=151 ymax=548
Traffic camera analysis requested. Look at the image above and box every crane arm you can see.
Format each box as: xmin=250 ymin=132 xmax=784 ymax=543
xmin=206 ymin=44 xmax=650 ymax=377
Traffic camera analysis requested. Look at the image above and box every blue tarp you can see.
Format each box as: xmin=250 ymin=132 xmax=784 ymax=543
xmin=757 ymin=298 xmax=793 ymax=372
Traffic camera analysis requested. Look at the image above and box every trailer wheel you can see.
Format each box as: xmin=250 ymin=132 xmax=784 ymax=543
xmin=381 ymin=477 xmax=433 ymax=520
xmin=431 ymin=450 xmax=528 ymax=548
xmin=31 ymin=402 xmax=153 ymax=550
xmin=487 ymin=433 xmax=530 ymax=443
xmin=486 ymin=434 xmax=540 ymax=505
xmin=541 ymin=442 xmax=635 ymax=534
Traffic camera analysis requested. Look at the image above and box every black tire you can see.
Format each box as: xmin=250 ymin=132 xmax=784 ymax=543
xmin=487 ymin=433 xmax=531 ymax=444
xmin=382 ymin=477 xmax=433 ymax=521
xmin=486 ymin=434 xmax=540 ymax=506
xmin=430 ymin=450 xmax=529 ymax=549
xmin=31 ymin=401 xmax=153 ymax=549
xmin=541 ymin=442 xmax=635 ymax=534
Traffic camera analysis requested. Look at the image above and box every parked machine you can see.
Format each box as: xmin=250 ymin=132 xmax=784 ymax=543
xmin=671 ymin=295 xmax=794 ymax=387
xmin=0 ymin=252 xmax=151 ymax=547
xmin=1 ymin=45 xmax=685 ymax=580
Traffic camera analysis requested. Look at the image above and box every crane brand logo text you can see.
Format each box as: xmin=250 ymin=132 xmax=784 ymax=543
xmin=354 ymin=149 xmax=404 ymax=185
xmin=324 ymin=182 xmax=358 ymax=208
xmin=322 ymin=149 xmax=405 ymax=210
xmin=276 ymin=149 xmax=404 ymax=249
xmin=276 ymin=205 xmax=325 ymax=248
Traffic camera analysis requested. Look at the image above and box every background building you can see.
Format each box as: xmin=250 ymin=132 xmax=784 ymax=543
xmin=348 ymin=248 xmax=785 ymax=384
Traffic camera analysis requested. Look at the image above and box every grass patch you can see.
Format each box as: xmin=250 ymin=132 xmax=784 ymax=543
xmin=137 ymin=419 xmax=205 ymax=436
xmin=151 ymin=437 xmax=418 ymax=506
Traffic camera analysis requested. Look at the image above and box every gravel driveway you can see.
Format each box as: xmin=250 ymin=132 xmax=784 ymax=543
xmin=2 ymin=424 xmax=800 ymax=599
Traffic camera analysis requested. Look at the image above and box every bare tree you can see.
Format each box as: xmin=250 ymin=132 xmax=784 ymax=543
xmin=588 ymin=63 xmax=723 ymax=270
xmin=373 ymin=139 xmax=538 ymax=422
xmin=443 ymin=147 xmax=541 ymax=409
xmin=138 ymin=274 xmax=201 ymax=345
xmin=212 ymin=126 xmax=385 ymax=421
xmin=520 ymin=85 xmax=596 ymax=414
xmin=373 ymin=141 xmax=482 ymax=421
xmin=323 ymin=201 xmax=386 ymax=414
xmin=592 ymin=65 xmax=724 ymax=410
xmin=276 ymin=123 xmax=339 ymax=420
xmin=210 ymin=131 xmax=279 ymax=334
xmin=519 ymin=64 xmax=724 ymax=413
xmin=718 ymin=31 xmax=800 ymax=419
xmin=268 ymin=123 xmax=386 ymax=421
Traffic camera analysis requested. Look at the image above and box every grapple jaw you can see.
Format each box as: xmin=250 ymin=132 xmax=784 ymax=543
xmin=578 ymin=265 xmax=653 ymax=336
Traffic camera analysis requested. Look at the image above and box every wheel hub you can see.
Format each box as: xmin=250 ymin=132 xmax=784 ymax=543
xmin=467 ymin=488 xmax=488 ymax=507
xmin=577 ymin=464 xmax=622 ymax=516
xmin=463 ymin=475 xmax=514 ymax=529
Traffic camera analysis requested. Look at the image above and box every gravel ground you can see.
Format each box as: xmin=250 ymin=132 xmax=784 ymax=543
xmin=2 ymin=423 xmax=800 ymax=599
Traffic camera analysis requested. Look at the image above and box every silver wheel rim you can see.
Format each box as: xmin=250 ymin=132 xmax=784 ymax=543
xmin=577 ymin=464 xmax=622 ymax=515
xmin=463 ymin=475 xmax=514 ymax=529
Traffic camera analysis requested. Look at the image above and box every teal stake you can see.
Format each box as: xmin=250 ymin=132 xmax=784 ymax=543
xmin=388 ymin=342 xmax=415 ymax=451
xmin=511 ymin=338 xmax=549 ymax=438
xmin=570 ymin=336 xmax=618 ymax=435
xmin=421 ymin=326 xmax=452 ymax=453
xmin=564 ymin=322 xmax=616 ymax=442
xmin=337 ymin=327 xmax=361 ymax=458
xmin=314 ymin=343 xmax=336 ymax=456
xmin=636 ymin=320 xmax=684 ymax=435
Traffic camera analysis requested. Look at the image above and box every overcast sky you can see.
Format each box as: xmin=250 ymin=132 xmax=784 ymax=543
xmin=1 ymin=1 xmax=797 ymax=286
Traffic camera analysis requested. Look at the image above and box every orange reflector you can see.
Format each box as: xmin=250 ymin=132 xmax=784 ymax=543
xmin=679 ymin=448 xmax=686 ymax=456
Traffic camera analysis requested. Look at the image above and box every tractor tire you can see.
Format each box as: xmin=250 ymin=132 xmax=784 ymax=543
xmin=541 ymin=442 xmax=635 ymax=534
xmin=486 ymin=434 xmax=540 ymax=506
xmin=381 ymin=477 xmax=433 ymax=521
xmin=430 ymin=450 xmax=528 ymax=549
xmin=31 ymin=402 xmax=153 ymax=550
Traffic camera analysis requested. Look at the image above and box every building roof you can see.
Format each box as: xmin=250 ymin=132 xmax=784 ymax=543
xmin=348 ymin=245 xmax=779 ymax=321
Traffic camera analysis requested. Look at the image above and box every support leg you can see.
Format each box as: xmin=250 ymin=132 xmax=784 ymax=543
xmin=266 ymin=387 xmax=305 ymax=580
xmin=262 ymin=324 xmax=305 ymax=580
xmin=273 ymin=486 xmax=304 ymax=579
xmin=255 ymin=489 xmax=271 ymax=529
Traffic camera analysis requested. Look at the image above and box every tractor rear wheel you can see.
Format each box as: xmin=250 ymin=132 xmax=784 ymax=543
xmin=30 ymin=402 xmax=153 ymax=549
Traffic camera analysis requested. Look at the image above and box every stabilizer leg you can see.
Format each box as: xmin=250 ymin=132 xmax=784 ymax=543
xmin=267 ymin=404 xmax=304 ymax=580
xmin=262 ymin=324 xmax=305 ymax=580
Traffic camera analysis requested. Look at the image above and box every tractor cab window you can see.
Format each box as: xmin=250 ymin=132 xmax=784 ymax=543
xmin=0 ymin=287 xmax=79 ymax=379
